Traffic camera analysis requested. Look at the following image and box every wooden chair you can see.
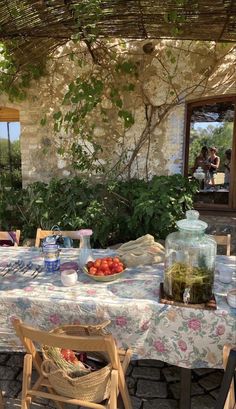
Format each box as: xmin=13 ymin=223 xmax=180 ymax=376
xmin=0 ymin=230 xmax=21 ymax=246
xmin=215 ymin=344 xmax=236 ymax=409
xmin=13 ymin=318 xmax=133 ymax=409
xmin=35 ymin=228 xmax=80 ymax=247
xmin=214 ymin=234 xmax=231 ymax=256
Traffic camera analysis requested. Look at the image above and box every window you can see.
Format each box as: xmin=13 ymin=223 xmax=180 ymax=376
xmin=0 ymin=108 xmax=21 ymax=188
xmin=184 ymin=96 xmax=236 ymax=211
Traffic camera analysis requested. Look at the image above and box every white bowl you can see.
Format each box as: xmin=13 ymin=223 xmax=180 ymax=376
xmin=227 ymin=289 xmax=236 ymax=308
xmin=61 ymin=269 xmax=78 ymax=286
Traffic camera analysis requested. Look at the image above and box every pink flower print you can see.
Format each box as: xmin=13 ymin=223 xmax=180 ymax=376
xmin=127 ymin=280 xmax=135 ymax=285
xmin=154 ymin=340 xmax=166 ymax=353
xmin=87 ymin=289 xmax=96 ymax=296
xmin=49 ymin=314 xmax=61 ymax=325
xmin=116 ymin=316 xmax=127 ymax=327
xmin=178 ymin=340 xmax=187 ymax=352
xmin=141 ymin=320 xmax=149 ymax=331
xmin=24 ymin=286 xmax=33 ymax=292
xmin=216 ymin=324 xmax=225 ymax=336
xmin=188 ymin=318 xmax=201 ymax=331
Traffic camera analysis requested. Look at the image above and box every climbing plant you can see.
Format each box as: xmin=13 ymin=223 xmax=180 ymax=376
xmin=0 ymin=2 xmax=235 ymax=181
xmin=0 ymin=42 xmax=46 ymax=102
xmin=50 ymin=38 xmax=235 ymax=180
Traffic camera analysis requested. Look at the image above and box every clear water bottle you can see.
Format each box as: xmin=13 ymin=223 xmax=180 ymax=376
xmin=78 ymin=229 xmax=94 ymax=268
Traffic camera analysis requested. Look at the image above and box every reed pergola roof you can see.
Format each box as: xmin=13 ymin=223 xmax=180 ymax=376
xmin=0 ymin=1 xmax=236 ymax=63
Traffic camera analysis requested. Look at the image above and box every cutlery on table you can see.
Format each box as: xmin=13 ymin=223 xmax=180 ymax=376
xmin=2 ymin=262 xmax=14 ymax=277
xmin=32 ymin=265 xmax=43 ymax=279
xmin=20 ymin=261 xmax=33 ymax=274
xmin=12 ymin=260 xmax=24 ymax=274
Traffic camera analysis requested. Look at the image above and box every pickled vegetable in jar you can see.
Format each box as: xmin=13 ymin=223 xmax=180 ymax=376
xmin=164 ymin=210 xmax=216 ymax=304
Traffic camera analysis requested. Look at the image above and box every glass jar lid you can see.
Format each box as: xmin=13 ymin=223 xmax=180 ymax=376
xmin=176 ymin=210 xmax=208 ymax=232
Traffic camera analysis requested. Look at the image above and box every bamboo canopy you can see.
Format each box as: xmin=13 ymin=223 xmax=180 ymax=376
xmin=0 ymin=1 xmax=235 ymax=66
xmin=0 ymin=1 xmax=235 ymax=43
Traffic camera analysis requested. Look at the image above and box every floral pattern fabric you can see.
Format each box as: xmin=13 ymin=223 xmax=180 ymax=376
xmin=0 ymin=247 xmax=235 ymax=369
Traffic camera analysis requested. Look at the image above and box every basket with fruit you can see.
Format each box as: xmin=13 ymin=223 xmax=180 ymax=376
xmin=84 ymin=256 xmax=126 ymax=281
xmin=41 ymin=322 xmax=111 ymax=401
xmin=42 ymin=346 xmax=91 ymax=378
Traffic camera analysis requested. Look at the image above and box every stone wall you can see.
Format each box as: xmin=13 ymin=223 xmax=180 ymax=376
xmin=0 ymin=40 xmax=235 ymax=186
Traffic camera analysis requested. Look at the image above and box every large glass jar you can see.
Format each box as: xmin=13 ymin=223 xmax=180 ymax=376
xmin=164 ymin=210 xmax=216 ymax=304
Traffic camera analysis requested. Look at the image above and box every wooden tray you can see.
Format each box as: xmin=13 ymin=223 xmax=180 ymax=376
xmin=159 ymin=283 xmax=217 ymax=310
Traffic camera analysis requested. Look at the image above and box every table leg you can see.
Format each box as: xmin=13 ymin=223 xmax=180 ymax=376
xmin=179 ymin=368 xmax=191 ymax=409
xmin=0 ymin=389 xmax=3 ymax=409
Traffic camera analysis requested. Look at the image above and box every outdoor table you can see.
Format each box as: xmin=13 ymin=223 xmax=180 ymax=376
xmin=0 ymin=247 xmax=235 ymax=408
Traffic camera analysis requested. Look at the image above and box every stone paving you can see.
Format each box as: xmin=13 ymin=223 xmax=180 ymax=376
xmin=0 ymin=353 xmax=223 ymax=409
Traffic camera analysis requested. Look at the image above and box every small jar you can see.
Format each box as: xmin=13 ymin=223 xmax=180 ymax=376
xmin=61 ymin=269 xmax=78 ymax=286
xmin=227 ymin=289 xmax=236 ymax=308
xmin=78 ymin=229 xmax=94 ymax=268
xmin=43 ymin=244 xmax=60 ymax=273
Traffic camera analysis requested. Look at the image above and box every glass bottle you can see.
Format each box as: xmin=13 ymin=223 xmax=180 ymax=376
xmin=164 ymin=210 xmax=216 ymax=304
xmin=78 ymin=229 xmax=94 ymax=268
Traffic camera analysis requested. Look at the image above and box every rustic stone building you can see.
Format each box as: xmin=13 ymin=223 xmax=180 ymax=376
xmin=0 ymin=39 xmax=235 ymax=185
xmin=0 ymin=39 xmax=236 ymax=251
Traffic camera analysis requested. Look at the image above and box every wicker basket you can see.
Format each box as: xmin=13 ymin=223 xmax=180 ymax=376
xmin=41 ymin=321 xmax=112 ymax=402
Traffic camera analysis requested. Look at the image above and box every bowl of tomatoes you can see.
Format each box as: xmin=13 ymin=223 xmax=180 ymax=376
xmin=84 ymin=256 xmax=126 ymax=282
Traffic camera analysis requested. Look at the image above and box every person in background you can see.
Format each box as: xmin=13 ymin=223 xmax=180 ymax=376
xmin=207 ymin=146 xmax=220 ymax=187
xmin=192 ymin=146 xmax=209 ymax=173
xmin=224 ymin=148 xmax=231 ymax=189
xmin=192 ymin=146 xmax=209 ymax=189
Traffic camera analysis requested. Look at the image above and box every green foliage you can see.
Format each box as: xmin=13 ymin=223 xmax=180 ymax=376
xmin=53 ymin=54 xmax=137 ymax=174
xmin=0 ymin=139 xmax=22 ymax=188
xmin=0 ymin=175 xmax=198 ymax=246
xmin=72 ymin=0 xmax=103 ymax=43
xmin=0 ymin=42 xmax=46 ymax=101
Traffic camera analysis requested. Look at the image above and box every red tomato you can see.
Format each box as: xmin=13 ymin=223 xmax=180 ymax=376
xmin=94 ymin=260 xmax=101 ymax=268
xmin=103 ymin=269 xmax=110 ymax=276
xmin=87 ymin=261 xmax=94 ymax=269
xmin=97 ymin=271 xmax=104 ymax=276
xmin=116 ymin=265 xmax=123 ymax=273
xmin=113 ymin=257 xmax=120 ymax=263
xmin=112 ymin=262 xmax=119 ymax=269
xmin=61 ymin=349 xmax=76 ymax=362
xmin=108 ymin=260 xmax=113 ymax=267
xmin=89 ymin=267 xmax=97 ymax=275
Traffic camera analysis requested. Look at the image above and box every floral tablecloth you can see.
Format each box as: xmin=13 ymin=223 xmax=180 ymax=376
xmin=0 ymin=247 xmax=235 ymax=369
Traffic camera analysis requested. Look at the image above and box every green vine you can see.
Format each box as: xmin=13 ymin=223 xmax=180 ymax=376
xmin=0 ymin=42 xmax=46 ymax=101
xmin=53 ymin=51 xmax=137 ymax=174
